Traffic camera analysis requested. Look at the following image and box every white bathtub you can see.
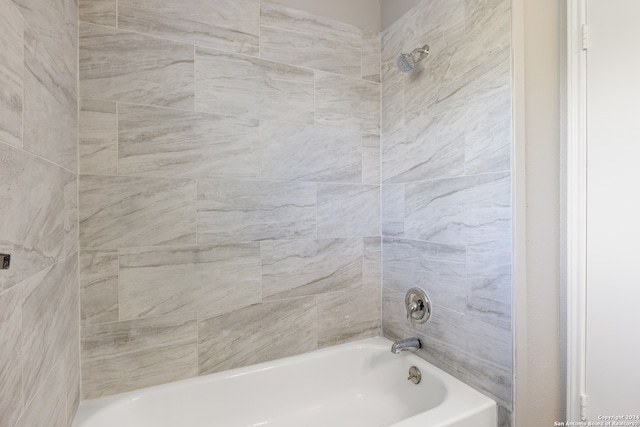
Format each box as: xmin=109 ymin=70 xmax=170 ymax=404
xmin=72 ymin=337 xmax=496 ymax=427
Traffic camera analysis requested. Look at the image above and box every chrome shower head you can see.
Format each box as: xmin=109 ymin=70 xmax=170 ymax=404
xmin=396 ymin=45 xmax=430 ymax=73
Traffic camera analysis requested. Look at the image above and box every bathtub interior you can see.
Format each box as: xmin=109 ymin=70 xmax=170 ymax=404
xmin=73 ymin=338 xmax=495 ymax=427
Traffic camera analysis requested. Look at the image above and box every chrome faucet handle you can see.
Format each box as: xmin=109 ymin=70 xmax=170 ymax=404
xmin=407 ymin=299 xmax=424 ymax=322
xmin=405 ymin=288 xmax=431 ymax=324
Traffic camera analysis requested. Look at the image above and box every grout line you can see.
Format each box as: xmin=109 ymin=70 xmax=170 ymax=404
xmin=115 ymin=102 xmax=119 ymax=175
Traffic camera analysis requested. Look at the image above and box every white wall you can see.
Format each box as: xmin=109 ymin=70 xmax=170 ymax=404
xmin=515 ymin=0 xmax=566 ymax=424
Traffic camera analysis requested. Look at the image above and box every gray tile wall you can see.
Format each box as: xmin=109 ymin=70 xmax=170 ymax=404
xmin=0 ymin=0 xmax=79 ymax=424
xmin=380 ymin=0 xmax=513 ymax=424
xmin=78 ymin=0 xmax=382 ymax=399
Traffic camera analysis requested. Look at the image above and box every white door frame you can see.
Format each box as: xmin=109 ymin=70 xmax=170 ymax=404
xmin=566 ymin=0 xmax=588 ymax=420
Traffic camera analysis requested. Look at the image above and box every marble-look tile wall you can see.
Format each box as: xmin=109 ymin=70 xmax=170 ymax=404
xmin=0 ymin=0 xmax=79 ymax=424
xmin=78 ymin=0 xmax=382 ymax=399
xmin=380 ymin=0 xmax=513 ymax=424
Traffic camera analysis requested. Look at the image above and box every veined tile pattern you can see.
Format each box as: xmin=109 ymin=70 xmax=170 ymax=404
xmin=408 ymin=306 xmax=512 ymax=407
xmin=118 ymin=104 xmax=260 ymax=178
xmin=317 ymin=288 xmax=380 ymax=348
xmin=0 ymin=144 xmax=69 ymax=292
xmin=79 ymin=175 xmax=197 ymax=249
xmin=195 ymin=47 xmax=314 ymax=124
xmin=315 ymin=71 xmax=381 ymax=134
xmin=465 ymin=88 xmax=512 ymax=175
xmin=21 ymin=256 xmax=78 ymax=406
xmin=197 ymin=179 xmax=316 ymax=243
xmin=383 ymin=238 xmax=467 ymax=314
xmin=81 ymin=312 xmax=198 ymax=399
xmin=3 ymin=0 xmax=79 ymax=422
xmin=404 ymin=172 xmax=511 ymax=249
xmin=382 ymin=108 xmax=466 ymax=184
xmin=466 ymin=247 xmax=512 ymax=327
xmin=198 ymin=298 xmax=317 ymax=375
xmin=261 ymin=238 xmax=362 ymax=301
xmin=381 ymin=184 xmax=404 ymax=237
xmin=119 ymin=244 xmax=262 ymax=319
xmin=363 ymin=237 xmax=382 ymax=288
xmin=79 ymin=99 xmax=117 ymax=175
xmin=119 ymin=0 xmax=260 ymax=56
xmin=14 ymin=356 xmax=68 ymax=427
xmin=75 ymin=0 xmax=384 ymax=402
xmin=362 ymin=31 xmax=381 ymax=83
xmin=13 ymin=0 xmax=78 ymax=82
xmin=381 ymin=0 xmax=513 ymax=420
xmin=260 ymin=0 xmax=362 ymax=78
xmin=260 ymin=121 xmax=362 ymax=183
xmin=362 ymin=134 xmax=381 ymax=185
xmin=79 ymin=23 xmax=194 ymax=108
xmin=80 ymin=250 xmax=119 ymax=325
xmin=0 ymin=0 xmax=23 ymax=148
xmin=0 ymin=286 xmax=22 ymax=427
xmin=317 ymin=184 xmax=380 ymax=238
xmin=24 ymin=27 xmax=78 ymax=171
xmin=79 ymin=0 xmax=115 ymax=26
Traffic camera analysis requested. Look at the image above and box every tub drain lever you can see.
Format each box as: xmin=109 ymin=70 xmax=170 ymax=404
xmin=407 ymin=366 xmax=421 ymax=384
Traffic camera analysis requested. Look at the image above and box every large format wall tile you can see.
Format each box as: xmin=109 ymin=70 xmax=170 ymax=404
xmin=62 ymin=172 xmax=78 ymax=259
xmin=362 ymin=134 xmax=381 ymax=185
xmin=195 ymin=47 xmax=314 ymax=124
xmin=14 ymin=0 xmax=77 ymax=87
xmin=80 ymin=250 xmax=119 ymax=325
xmin=466 ymin=247 xmax=511 ymax=327
xmin=260 ymin=121 xmax=362 ymax=183
xmin=0 ymin=0 xmax=23 ymax=148
xmin=118 ymin=104 xmax=260 ymax=178
xmin=381 ymin=0 xmax=513 ymax=418
xmin=79 ymin=23 xmax=194 ymax=108
xmin=119 ymin=244 xmax=261 ymax=319
xmin=0 ymin=286 xmax=23 ymax=427
xmin=409 ymin=306 xmax=512 ymax=408
xmin=260 ymin=1 xmax=362 ymax=78
xmin=363 ymin=237 xmax=382 ymax=288
xmin=381 ymin=74 xmax=404 ymax=134
xmin=197 ymin=179 xmax=316 ymax=243
xmin=382 ymin=108 xmax=465 ymax=184
xmin=82 ymin=312 xmax=198 ymax=399
xmin=79 ymin=0 xmax=116 ymax=26
xmin=15 ymin=357 xmax=68 ymax=427
xmin=0 ymin=144 xmax=68 ymax=292
xmin=21 ymin=256 xmax=78 ymax=405
xmin=24 ymin=28 xmax=77 ymax=171
xmin=261 ymin=238 xmax=362 ymax=300
xmin=79 ymin=99 xmax=117 ymax=175
xmin=465 ymin=88 xmax=512 ymax=175
xmin=119 ymin=0 xmax=259 ymax=56
xmin=404 ymin=172 xmax=511 ymax=249
xmin=79 ymin=175 xmax=197 ymax=249
xmin=317 ymin=184 xmax=380 ymax=238
xmin=383 ymin=238 xmax=467 ymax=314
xmin=315 ymin=72 xmax=381 ymax=134
xmin=317 ymin=288 xmax=380 ymax=348
xmin=362 ymin=31 xmax=381 ymax=83
xmin=198 ymin=298 xmax=317 ymax=374
xmin=381 ymin=184 xmax=404 ymax=237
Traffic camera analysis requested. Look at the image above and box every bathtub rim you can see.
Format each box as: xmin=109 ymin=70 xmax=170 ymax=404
xmin=72 ymin=336 xmax=496 ymax=427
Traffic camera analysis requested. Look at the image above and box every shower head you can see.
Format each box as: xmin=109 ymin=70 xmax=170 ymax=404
xmin=396 ymin=45 xmax=430 ymax=73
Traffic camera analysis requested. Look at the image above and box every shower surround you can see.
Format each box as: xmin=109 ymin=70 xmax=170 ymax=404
xmin=0 ymin=0 xmax=79 ymax=425
xmin=0 ymin=0 xmax=514 ymax=423
xmin=78 ymin=0 xmax=382 ymax=400
xmin=381 ymin=0 xmax=513 ymax=423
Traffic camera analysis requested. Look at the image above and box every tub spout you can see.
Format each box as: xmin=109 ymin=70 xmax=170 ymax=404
xmin=391 ymin=338 xmax=422 ymax=354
